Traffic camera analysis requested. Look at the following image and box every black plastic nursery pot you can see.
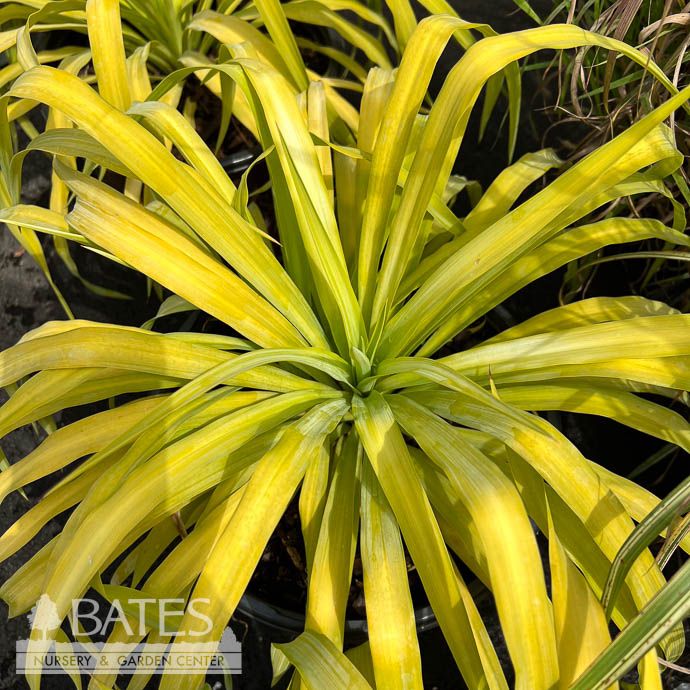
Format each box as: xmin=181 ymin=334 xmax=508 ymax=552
xmin=235 ymin=590 xmax=438 ymax=647
xmin=231 ymin=588 xmax=497 ymax=690
xmin=231 ymin=577 xmax=507 ymax=690
xmin=220 ymin=146 xmax=263 ymax=176
xmin=227 ymin=596 xmax=447 ymax=689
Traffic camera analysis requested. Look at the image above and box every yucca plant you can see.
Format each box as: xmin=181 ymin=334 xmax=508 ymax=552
xmin=3 ymin=13 xmax=690 ymax=690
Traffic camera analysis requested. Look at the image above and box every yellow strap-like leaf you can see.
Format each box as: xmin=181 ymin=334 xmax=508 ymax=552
xmin=305 ymin=432 xmax=359 ymax=647
xmin=276 ymin=632 xmax=373 ymax=690
xmin=85 ymin=0 xmax=131 ymax=110
xmin=463 ymin=148 xmax=563 ymax=233
xmin=498 ymin=382 xmax=690 ymax=453
xmin=27 ymin=393 xmax=341 ymax=675
xmin=360 ymin=456 xmax=422 ymax=689
xmin=299 ymin=443 xmax=331 ymax=575
xmin=0 ymin=324 xmax=320 ymax=392
xmin=443 ymin=315 xmax=690 ymax=381
xmin=128 ymin=99 xmax=237 ymax=202
xmin=357 ymin=14 xmax=487 ymax=320
xmin=60 ymin=166 xmax=303 ymax=349
xmin=487 ymin=296 xmax=679 ymax=344
xmin=547 ymin=503 xmax=617 ymax=689
xmin=0 ymin=396 xmax=160 ymax=503
xmin=404 ymin=377 xmax=682 ymax=658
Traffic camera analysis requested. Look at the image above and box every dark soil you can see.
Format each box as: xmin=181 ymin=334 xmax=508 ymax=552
xmin=184 ymin=77 xmax=260 ymax=164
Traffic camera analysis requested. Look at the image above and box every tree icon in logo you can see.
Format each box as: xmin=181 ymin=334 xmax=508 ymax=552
xmin=27 ymin=594 xmax=61 ymax=639
xmin=219 ymin=627 xmax=241 ymax=653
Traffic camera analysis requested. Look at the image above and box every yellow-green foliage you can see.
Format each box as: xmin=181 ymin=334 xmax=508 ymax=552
xmin=1 ymin=4 xmax=690 ymax=689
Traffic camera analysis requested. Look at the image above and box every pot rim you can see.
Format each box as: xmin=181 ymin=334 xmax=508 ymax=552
xmin=235 ymin=591 xmax=438 ymax=638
